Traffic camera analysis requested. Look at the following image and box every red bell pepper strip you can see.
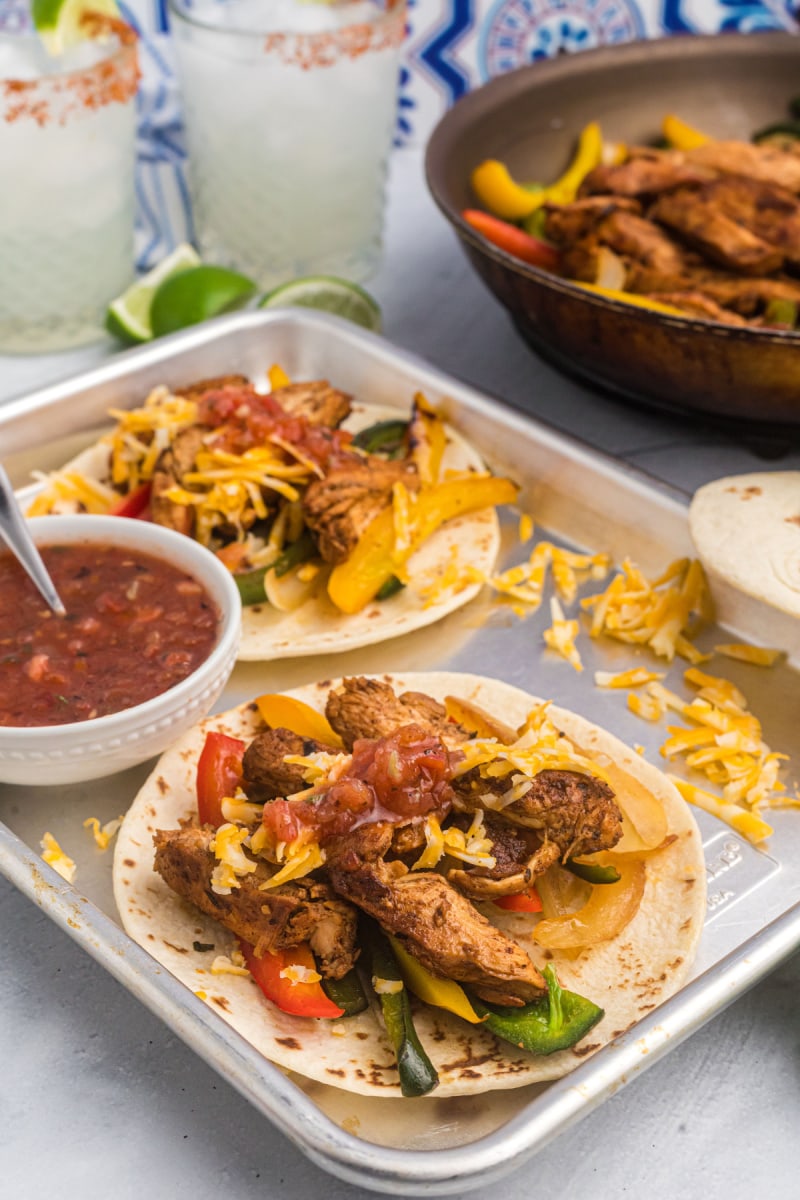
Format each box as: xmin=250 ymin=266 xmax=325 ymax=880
xmin=493 ymin=886 xmax=543 ymax=913
xmin=462 ymin=210 xmax=561 ymax=271
xmin=196 ymin=731 xmax=245 ymax=828
xmin=196 ymin=731 xmax=342 ymax=1019
xmin=109 ymin=481 xmax=152 ymax=519
xmin=239 ymin=939 xmax=344 ymax=1019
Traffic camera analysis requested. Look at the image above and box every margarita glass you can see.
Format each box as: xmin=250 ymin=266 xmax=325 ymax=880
xmin=0 ymin=23 xmax=139 ymax=353
xmin=168 ymin=0 xmax=405 ymax=287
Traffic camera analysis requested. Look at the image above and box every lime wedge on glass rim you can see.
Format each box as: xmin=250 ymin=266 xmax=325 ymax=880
xmin=258 ymin=276 xmax=382 ymax=332
xmin=32 ymin=0 xmax=121 ymax=54
xmin=106 ymin=243 xmax=202 ymax=344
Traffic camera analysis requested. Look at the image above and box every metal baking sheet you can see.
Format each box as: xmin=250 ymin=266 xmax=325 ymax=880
xmin=1 ymin=310 xmax=799 ymax=1194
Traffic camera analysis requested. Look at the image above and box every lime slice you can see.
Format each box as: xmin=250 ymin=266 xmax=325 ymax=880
xmin=106 ymin=243 xmax=202 ymax=344
xmin=258 ymin=276 xmax=382 ymax=332
xmin=32 ymin=0 xmax=120 ymax=54
xmin=150 ymin=265 xmax=258 ymax=338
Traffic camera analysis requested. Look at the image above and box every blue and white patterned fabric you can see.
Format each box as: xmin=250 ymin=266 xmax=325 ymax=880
xmin=3 ymin=1 xmax=797 ymax=267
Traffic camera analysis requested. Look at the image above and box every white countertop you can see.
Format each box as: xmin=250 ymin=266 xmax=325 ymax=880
xmin=2 ymin=147 xmax=799 ymax=1200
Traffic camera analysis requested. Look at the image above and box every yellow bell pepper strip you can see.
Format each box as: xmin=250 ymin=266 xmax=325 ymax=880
xmin=534 ymin=854 xmax=646 ymax=950
xmin=389 ymin=937 xmax=483 ymax=1024
xmin=255 ymin=693 xmax=344 ymax=748
xmin=328 ymin=473 xmax=519 ymax=614
xmin=470 ymin=159 xmax=543 ymax=220
xmin=662 ymin=114 xmax=709 ymax=150
xmin=544 ymin=120 xmax=604 ymax=205
xmin=573 ymin=282 xmax=688 ymax=316
xmin=268 ymin=363 xmax=291 ymax=390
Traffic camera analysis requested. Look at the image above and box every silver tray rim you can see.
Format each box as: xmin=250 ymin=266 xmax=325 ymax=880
xmin=2 ymin=309 xmax=799 ymax=1194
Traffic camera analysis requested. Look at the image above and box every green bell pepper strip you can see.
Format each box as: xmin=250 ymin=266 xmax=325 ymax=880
xmin=752 ymin=120 xmax=800 ymax=145
xmin=352 ymin=419 xmax=409 ymax=459
xmin=469 ymin=964 xmax=603 ymax=1055
xmin=362 ymin=924 xmax=439 ymax=1097
xmin=566 ymin=858 xmax=621 ymax=885
xmin=232 ymin=529 xmax=318 ymax=606
xmin=764 ymin=298 xmax=798 ymax=329
xmin=375 ymin=575 xmax=405 ymax=602
xmin=321 ymin=968 xmax=369 ymax=1017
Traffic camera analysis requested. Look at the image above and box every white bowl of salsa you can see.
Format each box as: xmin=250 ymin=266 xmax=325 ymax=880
xmin=0 ymin=515 xmax=241 ymax=785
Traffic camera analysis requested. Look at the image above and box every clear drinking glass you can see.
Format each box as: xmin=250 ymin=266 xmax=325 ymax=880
xmin=168 ymin=0 xmax=405 ymax=287
xmin=0 ymin=26 xmax=139 ymax=354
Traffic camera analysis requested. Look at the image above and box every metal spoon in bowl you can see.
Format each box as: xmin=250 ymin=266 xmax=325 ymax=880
xmin=0 ymin=463 xmax=66 ymax=616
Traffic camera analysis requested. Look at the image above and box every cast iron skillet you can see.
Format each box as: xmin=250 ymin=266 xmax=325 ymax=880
xmin=425 ymin=32 xmax=800 ymax=427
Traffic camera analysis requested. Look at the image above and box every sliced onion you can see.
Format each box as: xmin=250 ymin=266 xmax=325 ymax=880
xmin=263 ymin=562 xmax=323 ymax=612
xmin=444 ymin=695 xmax=517 ymax=742
xmin=604 ymin=762 xmax=669 ymax=853
xmin=595 ymin=246 xmax=627 ymax=291
xmin=533 ymin=853 xmax=646 ymax=949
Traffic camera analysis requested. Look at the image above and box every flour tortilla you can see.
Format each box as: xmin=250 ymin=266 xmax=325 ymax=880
xmin=689 ymin=472 xmax=800 ymax=617
xmin=113 ymin=672 xmax=706 ymax=1098
xmin=24 ymin=402 xmax=502 ymax=662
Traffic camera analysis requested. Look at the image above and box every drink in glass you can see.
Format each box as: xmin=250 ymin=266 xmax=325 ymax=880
xmin=168 ymin=0 xmax=405 ymax=287
xmin=0 ymin=24 xmax=139 ymax=353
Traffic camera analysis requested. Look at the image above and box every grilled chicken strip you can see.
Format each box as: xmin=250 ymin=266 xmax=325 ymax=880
xmin=326 ymin=829 xmax=546 ymax=1006
xmin=579 ymin=149 xmax=714 ymax=199
xmin=454 ymin=768 xmax=621 ymax=866
xmin=644 ymin=290 xmax=747 ymax=325
xmin=649 ymin=187 xmax=784 ymax=275
xmin=326 ymin=676 xmax=469 ymax=750
xmin=685 ymin=140 xmax=800 ymax=194
xmin=542 ymin=195 xmax=642 ymax=245
xmin=270 ymin=380 xmax=352 ymax=428
xmin=150 ymin=424 xmax=209 ymax=536
xmin=174 ymin=374 xmax=250 ymax=404
xmin=303 ymin=460 xmax=420 ymax=564
xmin=152 ymin=824 xmax=359 ymax=978
xmin=242 ymin=727 xmax=336 ymax=802
xmin=446 ymin=813 xmax=545 ymax=900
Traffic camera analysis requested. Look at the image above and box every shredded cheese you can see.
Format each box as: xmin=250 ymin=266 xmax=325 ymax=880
xmin=595 ymin=667 xmax=665 ymax=689
xmin=40 ymin=832 xmax=76 ymax=883
xmin=83 ymin=815 xmax=124 ymax=850
xmin=581 ymin=557 xmax=711 ymax=662
xmin=489 ymin=541 xmax=610 ymax=613
xmin=714 ymin=644 xmax=785 ymax=667
xmin=210 ymin=823 xmax=259 ymax=895
xmin=258 ymin=841 xmax=326 ymax=889
xmin=280 ymin=963 xmax=322 ymax=985
xmin=543 ymin=596 xmax=583 ymax=671
xmin=210 ymin=954 xmax=251 ymax=977
xmin=372 ymin=977 xmax=404 ymax=995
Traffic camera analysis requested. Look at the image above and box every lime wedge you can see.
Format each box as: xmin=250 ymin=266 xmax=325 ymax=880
xmin=258 ymin=276 xmax=382 ymax=332
xmin=106 ymin=243 xmax=202 ymax=344
xmin=150 ymin=265 xmax=258 ymax=337
xmin=32 ymin=0 xmax=120 ymax=54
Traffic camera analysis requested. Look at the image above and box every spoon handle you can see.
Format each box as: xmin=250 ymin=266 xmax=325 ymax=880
xmin=0 ymin=464 xmax=66 ymax=617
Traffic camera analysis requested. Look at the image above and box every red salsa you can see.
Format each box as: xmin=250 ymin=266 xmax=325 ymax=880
xmin=261 ymin=724 xmax=456 ymax=847
xmin=0 ymin=543 xmax=219 ymax=727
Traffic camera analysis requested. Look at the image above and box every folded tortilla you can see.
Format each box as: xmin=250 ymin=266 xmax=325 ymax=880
xmin=113 ymin=672 xmax=706 ymax=1098
xmin=24 ymin=403 xmax=501 ymax=662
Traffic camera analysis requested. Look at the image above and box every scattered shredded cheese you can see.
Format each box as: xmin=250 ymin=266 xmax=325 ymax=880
xmin=258 ymin=841 xmax=326 ymax=890
xmin=40 ymin=832 xmax=76 ymax=883
xmin=543 ymin=596 xmax=583 ymax=671
xmin=581 ymin=557 xmax=711 ymax=662
xmin=83 ymin=815 xmax=123 ymax=851
xmin=210 ymin=954 xmax=251 ymax=977
xmin=595 ymin=667 xmax=665 ymax=689
xmin=280 ymin=963 xmax=322 ymax=985
xmin=714 ymin=644 xmax=785 ymax=667
xmin=372 ymin=977 xmax=404 ymax=995
xmin=518 ymin=513 xmax=534 ymax=543
xmin=210 ymin=823 xmax=259 ymax=894
xmin=489 ymin=540 xmax=610 ymax=613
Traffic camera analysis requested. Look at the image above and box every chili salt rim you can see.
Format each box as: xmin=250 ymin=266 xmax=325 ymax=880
xmin=1 ymin=17 xmax=139 ymax=127
xmin=167 ymin=0 xmax=405 ymax=70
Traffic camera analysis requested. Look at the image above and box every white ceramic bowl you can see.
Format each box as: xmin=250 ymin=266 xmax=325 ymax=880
xmin=0 ymin=515 xmax=242 ymax=785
